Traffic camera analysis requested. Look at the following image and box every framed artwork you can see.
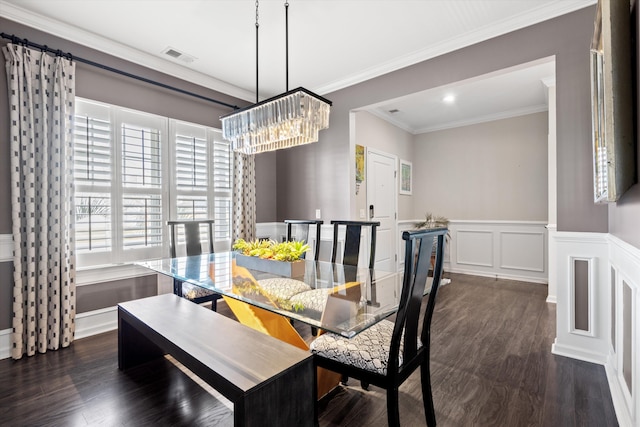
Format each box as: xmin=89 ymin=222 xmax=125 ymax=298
xmin=355 ymin=144 xmax=365 ymax=183
xmin=400 ymin=159 xmax=412 ymax=195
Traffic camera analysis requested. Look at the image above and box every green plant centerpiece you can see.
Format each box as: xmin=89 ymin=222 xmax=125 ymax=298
xmin=232 ymin=239 xmax=310 ymax=261
xmin=232 ymin=238 xmax=310 ymax=277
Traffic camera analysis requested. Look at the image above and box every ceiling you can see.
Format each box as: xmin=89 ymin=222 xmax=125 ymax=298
xmin=1 ymin=0 xmax=594 ymax=132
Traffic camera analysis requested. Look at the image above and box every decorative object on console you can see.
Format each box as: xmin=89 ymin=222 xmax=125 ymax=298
xmin=415 ymin=213 xmax=450 ymax=238
xmin=220 ymin=1 xmax=332 ymax=154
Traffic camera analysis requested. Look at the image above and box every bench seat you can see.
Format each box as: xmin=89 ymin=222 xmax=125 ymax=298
xmin=118 ymin=293 xmax=315 ymax=427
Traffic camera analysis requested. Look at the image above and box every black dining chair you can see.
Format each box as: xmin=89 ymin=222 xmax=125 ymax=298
xmin=331 ymin=220 xmax=380 ymax=269
xmin=291 ymin=220 xmax=380 ymax=337
xmin=167 ymin=219 xmax=221 ymax=311
xmin=311 ymin=227 xmax=447 ymax=427
xmin=284 ymin=219 xmax=323 ymax=261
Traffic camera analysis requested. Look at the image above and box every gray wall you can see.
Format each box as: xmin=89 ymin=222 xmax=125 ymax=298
xmin=0 ymin=17 xmax=247 ymax=321
xmin=76 ymin=275 xmax=157 ymax=313
xmin=608 ymin=4 xmax=640 ymax=249
xmin=275 ymin=6 xmax=608 ymax=234
xmin=414 ymin=112 xmax=548 ymax=221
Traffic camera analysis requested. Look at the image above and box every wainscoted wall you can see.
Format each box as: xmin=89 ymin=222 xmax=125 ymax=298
xmin=260 ymin=219 xmax=548 ymax=285
xmin=399 ymin=220 xmax=548 ymax=284
xmin=0 ymin=234 xmax=10 ymax=263
xmin=606 ymin=235 xmax=639 ymax=427
xmin=552 ymin=232 xmax=640 ymax=427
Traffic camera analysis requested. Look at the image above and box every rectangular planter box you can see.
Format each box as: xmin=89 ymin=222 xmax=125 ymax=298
xmin=235 ymin=253 xmax=306 ymax=278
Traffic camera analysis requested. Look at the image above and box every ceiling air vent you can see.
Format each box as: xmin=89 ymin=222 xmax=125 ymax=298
xmin=388 ymin=109 xmax=400 ymax=114
xmin=161 ymin=47 xmax=196 ymax=64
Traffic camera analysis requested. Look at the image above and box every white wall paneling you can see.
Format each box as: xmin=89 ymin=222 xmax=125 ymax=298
xmin=547 ymin=224 xmax=558 ymax=303
xmin=552 ymin=232 xmax=609 ymax=364
xmin=457 ymin=230 xmax=494 ymax=267
xmin=605 ymin=234 xmax=640 ymax=427
xmin=0 ymin=328 xmax=10 ymax=360
xmin=569 ymin=256 xmax=595 ymax=337
xmin=0 ymin=234 xmax=11 ymax=263
xmin=500 ymin=231 xmax=545 ymax=272
xmin=398 ymin=220 xmax=548 ymax=283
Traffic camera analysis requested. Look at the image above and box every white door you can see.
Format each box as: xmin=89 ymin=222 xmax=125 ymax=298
xmin=366 ymin=149 xmax=397 ymax=272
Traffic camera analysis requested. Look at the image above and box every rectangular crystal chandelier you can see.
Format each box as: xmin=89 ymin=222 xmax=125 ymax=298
xmin=221 ymin=87 xmax=331 ymax=155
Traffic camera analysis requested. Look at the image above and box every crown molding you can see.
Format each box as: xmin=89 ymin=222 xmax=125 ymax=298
xmin=415 ymin=104 xmax=549 ymax=134
xmin=0 ymin=0 xmax=254 ymax=102
xmin=317 ymin=0 xmax=596 ymax=95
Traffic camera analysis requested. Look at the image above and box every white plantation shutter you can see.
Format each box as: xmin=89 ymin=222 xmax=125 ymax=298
xmin=73 ymin=101 xmax=114 ymax=265
xmin=73 ymin=99 xmax=232 ymax=267
xmin=170 ymin=121 xmax=232 ymax=251
xmin=119 ymin=117 xmax=165 ymax=257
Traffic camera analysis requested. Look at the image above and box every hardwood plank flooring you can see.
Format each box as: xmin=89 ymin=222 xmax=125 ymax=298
xmin=0 ymin=273 xmax=618 ymax=426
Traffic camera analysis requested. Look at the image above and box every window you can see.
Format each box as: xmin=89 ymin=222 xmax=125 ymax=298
xmin=73 ymin=99 xmax=232 ymax=267
xmin=169 ymin=120 xmax=232 ymax=249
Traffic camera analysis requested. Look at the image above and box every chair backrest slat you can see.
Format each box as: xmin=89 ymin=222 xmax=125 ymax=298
xmin=284 ymin=219 xmax=323 ymax=261
xmin=330 ymin=220 xmax=380 ymax=269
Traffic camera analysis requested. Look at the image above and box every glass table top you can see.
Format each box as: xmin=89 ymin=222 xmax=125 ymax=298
xmin=138 ymin=252 xmax=402 ymax=337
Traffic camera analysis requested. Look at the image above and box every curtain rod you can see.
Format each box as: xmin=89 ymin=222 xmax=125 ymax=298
xmin=1 ymin=32 xmax=240 ymax=111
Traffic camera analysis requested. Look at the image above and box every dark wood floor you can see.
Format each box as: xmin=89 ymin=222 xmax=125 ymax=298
xmin=0 ymin=273 xmax=618 ymax=426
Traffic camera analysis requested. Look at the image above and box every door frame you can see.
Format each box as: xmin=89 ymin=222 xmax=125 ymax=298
xmin=366 ymin=147 xmax=398 ymax=272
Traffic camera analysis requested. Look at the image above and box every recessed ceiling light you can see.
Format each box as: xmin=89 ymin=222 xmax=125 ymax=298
xmin=442 ymin=94 xmax=456 ymax=104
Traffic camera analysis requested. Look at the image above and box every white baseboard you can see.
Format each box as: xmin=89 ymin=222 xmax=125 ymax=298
xmin=75 ymin=306 xmax=118 ymax=340
xmin=550 ymin=338 xmax=608 ymax=365
xmin=446 ymin=266 xmax=549 ymax=284
xmin=1 ymin=306 xmax=120 ymax=360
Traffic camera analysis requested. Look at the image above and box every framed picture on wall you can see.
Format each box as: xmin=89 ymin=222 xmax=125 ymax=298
xmin=400 ymin=159 xmax=412 ymax=195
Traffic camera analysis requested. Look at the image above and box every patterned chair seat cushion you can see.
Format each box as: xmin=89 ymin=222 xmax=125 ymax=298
xmin=310 ymin=319 xmax=422 ymax=375
xmin=181 ymin=282 xmax=217 ymax=300
xmin=289 ymin=288 xmax=333 ymax=313
xmin=256 ymin=278 xmax=312 ymax=301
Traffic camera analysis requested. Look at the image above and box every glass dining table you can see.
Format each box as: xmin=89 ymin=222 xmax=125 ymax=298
xmin=138 ymin=251 xmax=402 ymax=338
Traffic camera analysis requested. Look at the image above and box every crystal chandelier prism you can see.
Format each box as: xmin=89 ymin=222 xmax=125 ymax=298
xmin=221 ymin=1 xmax=331 ymax=155
xmin=221 ymin=87 xmax=331 ymax=155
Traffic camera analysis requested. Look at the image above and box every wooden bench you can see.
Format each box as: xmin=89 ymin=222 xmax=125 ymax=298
xmin=118 ymin=293 xmax=315 ymax=426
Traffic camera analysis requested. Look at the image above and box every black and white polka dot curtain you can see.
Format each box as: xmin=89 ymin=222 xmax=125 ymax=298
xmin=232 ymin=152 xmax=256 ymax=242
xmin=3 ymin=44 xmax=77 ymax=359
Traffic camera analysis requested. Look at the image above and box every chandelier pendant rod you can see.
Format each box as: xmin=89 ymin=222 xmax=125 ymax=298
xmin=255 ymin=0 xmax=260 ymax=104
xmin=285 ymin=1 xmax=289 ymax=92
